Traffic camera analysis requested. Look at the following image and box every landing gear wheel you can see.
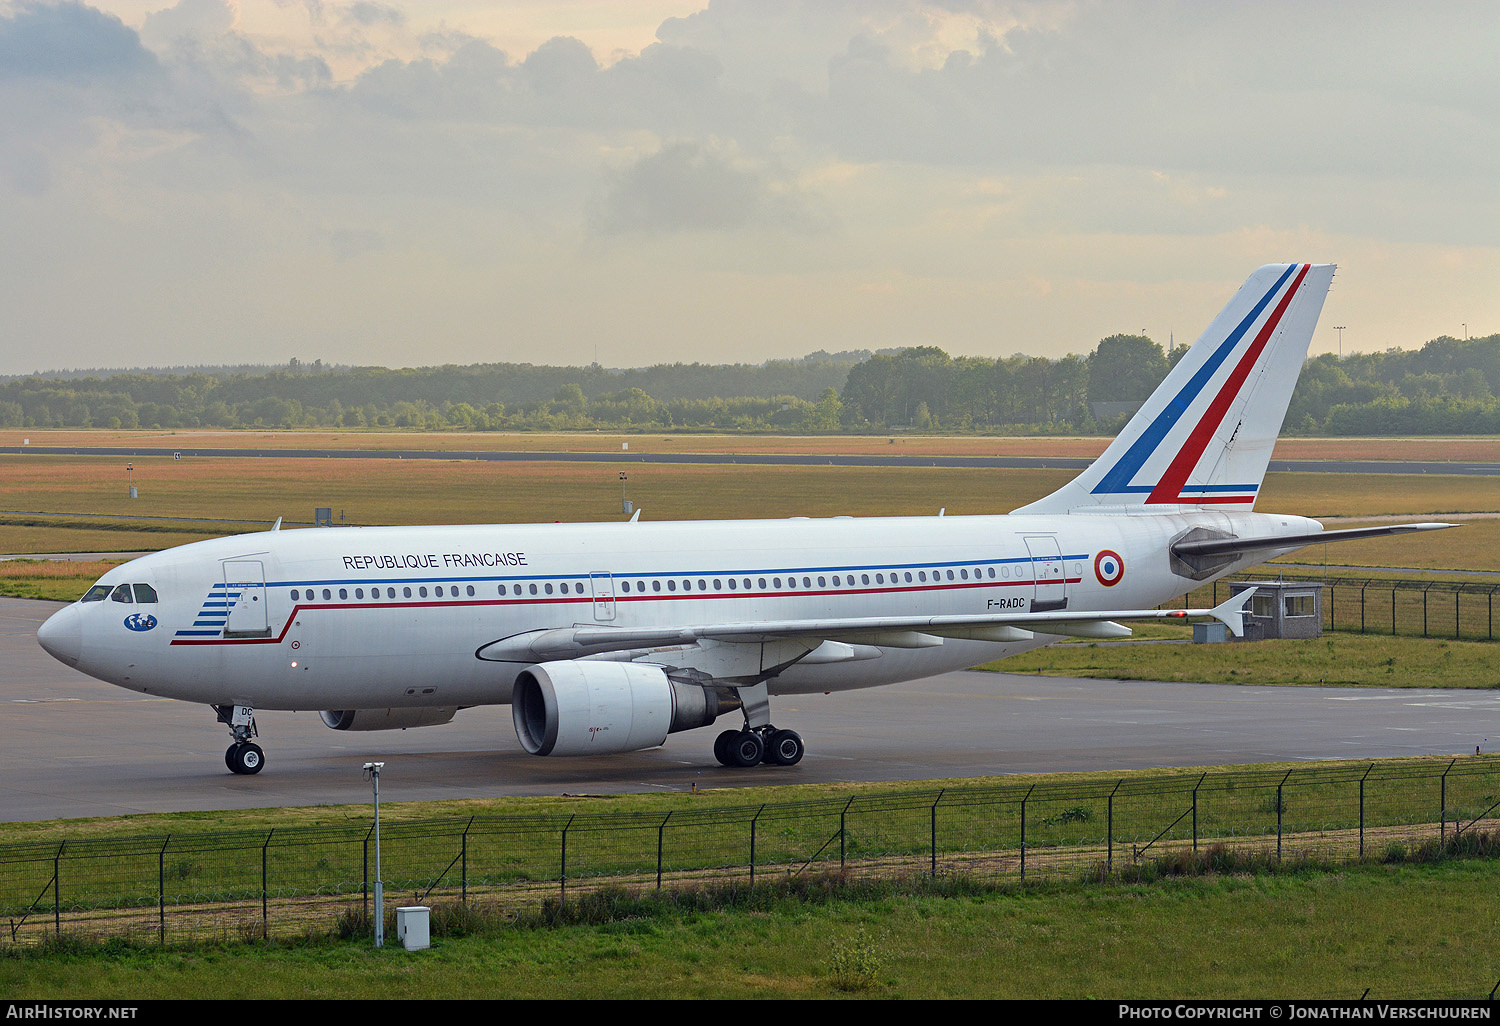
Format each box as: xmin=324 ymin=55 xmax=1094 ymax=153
xmin=727 ymin=730 xmax=765 ymax=768
xmin=713 ymin=729 xmax=741 ymax=767
xmin=227 ymin=742 xmax=265 ymax=775
xmin=764 ymin=729 xmax=805 ymax=766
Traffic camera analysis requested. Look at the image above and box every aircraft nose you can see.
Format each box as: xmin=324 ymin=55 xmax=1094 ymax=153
xmin=37 ymin=604 xmax=83 ymax=667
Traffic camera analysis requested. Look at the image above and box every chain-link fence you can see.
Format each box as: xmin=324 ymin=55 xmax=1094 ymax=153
xmin=1191 ymin=574 xmax=1500 ymax=641
xmin=3 ymin=758 xmax=1495 ymax=946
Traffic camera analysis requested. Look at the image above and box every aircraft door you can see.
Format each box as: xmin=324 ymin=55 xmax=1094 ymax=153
xmin=1022 ymin=536 xmax=1068 ymax=613
xmin=590 ymin=572 xmax=616 ymax=622
xmin=223 ymin=560 xmax=271 ymax=637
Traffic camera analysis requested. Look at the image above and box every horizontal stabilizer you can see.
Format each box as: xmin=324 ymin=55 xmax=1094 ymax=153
xmin=1209 ymin=587 xmax=1256 ymax=639
xmin=1172 ymin=522 xmax=1456 ymax=562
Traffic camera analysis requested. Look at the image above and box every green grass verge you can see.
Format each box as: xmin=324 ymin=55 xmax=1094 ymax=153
xmin=4 ymin=857 xmax=1499 ymax=999
xmin=980 ymin=633 xmax=1500 ymax=688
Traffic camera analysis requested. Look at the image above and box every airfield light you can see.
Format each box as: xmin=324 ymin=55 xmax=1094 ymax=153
xmin=363 ymin=762 xmax=385 ymax=948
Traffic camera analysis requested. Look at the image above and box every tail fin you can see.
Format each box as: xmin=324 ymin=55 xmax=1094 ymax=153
xmin=1016 ymin=263 xmax=1334 ymax=515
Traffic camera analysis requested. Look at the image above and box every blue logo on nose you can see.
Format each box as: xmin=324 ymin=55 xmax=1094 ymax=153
xmin=124 ymin=613 xmax=158 ymax=632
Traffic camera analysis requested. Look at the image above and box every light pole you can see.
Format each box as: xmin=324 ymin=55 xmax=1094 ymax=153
xmin=363 ymin=761 xmax=385 ymax=948
xmin=1333 ymin=326 xmax=1345 ymax=358
xmin=620 ymin=472 xmax=630 ymax=515
xmin=126 ymin=462 xmax=135 ymax=499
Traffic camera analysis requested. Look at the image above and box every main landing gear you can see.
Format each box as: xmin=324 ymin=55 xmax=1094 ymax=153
xmin=713 ymin=726 xmax=805 ymax=768
xmin=215 ymin=704 xmax=265 ymax=775
xmin=710 ymin=682 xmax=804 ymax=768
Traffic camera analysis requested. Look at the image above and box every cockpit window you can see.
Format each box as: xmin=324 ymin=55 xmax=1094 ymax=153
xmin=110 ymin=584 xmax=133 ymax=603
xmin=81 ymin=584 xmax=112 ymax=603
xmin=133 ymin=584 xmax=158 ymax=604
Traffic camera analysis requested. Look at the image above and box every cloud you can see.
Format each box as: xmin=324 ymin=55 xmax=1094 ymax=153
xmin=0 ymin=0 xmax=157 ymax=82
xmin=591 ymin=140 xmax=815 ymax=235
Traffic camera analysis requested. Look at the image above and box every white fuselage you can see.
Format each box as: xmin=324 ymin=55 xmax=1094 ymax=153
xmin=49 ymin=508 xmax=1312 ymax=711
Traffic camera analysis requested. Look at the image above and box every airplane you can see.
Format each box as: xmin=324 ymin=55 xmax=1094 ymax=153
xmin=36 ymin=263 xmax=1451 ymax=776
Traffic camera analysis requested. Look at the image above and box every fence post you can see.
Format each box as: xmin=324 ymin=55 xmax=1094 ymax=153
xmin=1108 ymin=781 xmax=1121 ymax=872
xmin=1276 ymin=770 xmax=1292 ymax=862
xmin=560 ymin=814 xmax=574 ymax=907
xmin=1392 ymin=586 xmax=1397 ymax=636
xmin=1020 ymin=784 xmax=1035 ymax=883
xmin=1192 ymin=773 xmax=1206 ymax=853
xmin=1440 ymin=759 xmax=1455 ymax=844
xmin=54 ymin=841 xmax=63 ymax=936
xmin=839 ymin=797 xmax=855 ymax=870
xmin=159 ymin=836 xmax=169 ymax=945
xmin=1360 ymin=583 xmax=1367 ymax=634
xmin=656 ymin=812 xmax=671 ymax=890
xmin=930 ymin=789 xmax=944 ymax=878
xmin=1359 ymin=764 xmax=1373 ymax=858
xmin=462 ymin=817 xmax=473 ymax=904
xmin=262 ymin=829 xmax=272 ymax=940
xmin=750 ymin=804 xmax=764 ymax=884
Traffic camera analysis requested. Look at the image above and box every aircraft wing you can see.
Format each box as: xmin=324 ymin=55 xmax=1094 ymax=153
xmin=476 ymin=589 xmax=1256 ymax=663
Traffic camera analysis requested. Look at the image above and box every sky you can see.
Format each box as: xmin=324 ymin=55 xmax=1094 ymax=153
xmin=0 ymin=0 xmax=1495 ymax=375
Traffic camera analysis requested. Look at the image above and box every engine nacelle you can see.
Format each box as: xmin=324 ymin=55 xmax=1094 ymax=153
xmin=320 ymin=707 xmax=460 ymax=731
xmin=512 ymin=661 xmax=721 ymax=756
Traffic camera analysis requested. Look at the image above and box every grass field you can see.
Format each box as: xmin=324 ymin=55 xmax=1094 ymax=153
xmin=2 ymin=449 xmax=1496 ymax=569
xmin=16 ymin=427 xmax=1500 ymax=462
xmin=981 ymin=633 xmax=1500 ymax=688
xmin=2 ymin=859 xmax=1498 ymax=999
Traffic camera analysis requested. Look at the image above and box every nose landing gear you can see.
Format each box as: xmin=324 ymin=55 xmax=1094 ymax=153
xmin=214 ymin=704 xmax=265 ymax=775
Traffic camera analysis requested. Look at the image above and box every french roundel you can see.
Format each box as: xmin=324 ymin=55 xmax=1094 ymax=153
xmin=1094 ymin=550 xmax=1124 ymax=587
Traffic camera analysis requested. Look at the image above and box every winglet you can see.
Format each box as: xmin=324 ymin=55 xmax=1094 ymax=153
xmin=1209 ymin=587 xmax=1256 ymax=638
xmin=629 ymin=508 xmax=642 ymax=523
xmin=271 ymin=517 xmax=282 ymax=532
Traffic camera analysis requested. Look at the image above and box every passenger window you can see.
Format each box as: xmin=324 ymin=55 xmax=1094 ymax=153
xmin=419 ymin=587 xmax=428 ymax=598
xmin=291 ymin=590 xmax=300 ymax=601
xmin=133 ymin=584 xmax=158 ymax=603
xmin=467 ymin=585 xmax=475 ymax=597
xmin=404 ymin=587 xmax=413 ymax=598
xmin=435 ymin=586 xmax=444 ymax=597
xmin=667 ymin=581 xmax=677 ymax=592
xmin=652 ymin=581 xmax=662 ymax=592
xmin=339 ymin=588 xmax=348 ymax=600
xmin=355 ymin=588 xmax=364 ymax=599
xmin=111 ymin=584 xmax=132 ymax=603
xmin=544 ymin=584 xmax=553 ymax=595
xmin=81 ymin=585 xmax=112 ymax=602
xmin=323 ymin=589 xmax=333 ymax=600
xmin=388 ymin=588 xmax=397 ymax=598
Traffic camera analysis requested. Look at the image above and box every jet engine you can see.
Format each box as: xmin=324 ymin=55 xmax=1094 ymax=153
xmin=512 ymin=661 xmax=722 ymax=756
xmin=319 ymin=707 xmax=460 ymax=731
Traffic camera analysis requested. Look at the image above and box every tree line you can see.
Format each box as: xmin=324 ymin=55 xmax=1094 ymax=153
xmin=1 ymin=333 xmax=1496 ymax=435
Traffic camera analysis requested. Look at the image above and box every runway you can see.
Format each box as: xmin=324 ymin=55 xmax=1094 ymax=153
xmin=4 ymin=597 xmax=1496 ymax=823
xmin=3 ymin=444 xmax=1498 ymax=476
